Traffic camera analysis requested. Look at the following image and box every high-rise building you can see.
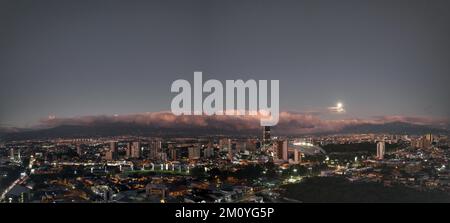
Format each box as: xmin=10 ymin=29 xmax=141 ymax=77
xmin=293 ymin=149 xmax=301 ymax=164
xmin=188 ymin=147 xmax=201 ymax=160
xmin=246 ymin=139 xmax=257 ymax=152
xmin=76 ymin=145 xmax=83 ymax=156
xmin=219 ymin=138 xmax=229 ymax=150
xmin=148 ymin=140 xmax=161 ymax=160
xmin=227 ymin=139 xmax=233 ymax=160
xmin=153 ymin=140 xmax=162 ymax=151
xmin=131 ymin=141 xmax=141 ymax=158
xmin=282 ymin=140 xmax=288 ymax=161
xmin=422 ymin=134 xmax=433 ymax=148
xmin=235 ymin=142 xmax=243 ymax=153
xmin=105 ymin=141 xmax=118 ymax=160
xmin=426 ymin=133 xmax=433 ymax=142
xmin=417 ymin=138 xmax=425 ymax=148
xmin=377 ymin=141 xmax=385 ymax=160
xmin=105 ymin=150 xmax=114 ymax=161
xmin=204 ymin=142 xmax=214 ymax=158
xmin=125 ymin=142 xmax=132 ymax=158
xmin=158 ymin=152 xmax=168 ymax=162
xmin=410 ymin=138 xmax=418 ymax=148
xmin=276 ymin=140 xmax=288 ymax=161
xmin=110 ymin=141 xmax=117 ymax=154
xmin=148 ymin=147 xmax=156 ymax=160
xmin=263 ymin=126 xmax=271 ymax=146
xmin=10 ymin=148 xmax=14 ymax=160
xmin=169 ymin=146 xmax=177 ymax=161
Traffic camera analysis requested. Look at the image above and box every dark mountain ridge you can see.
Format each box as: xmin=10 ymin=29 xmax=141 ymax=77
xmin=1 ymin=121 xmax=447 ymax=141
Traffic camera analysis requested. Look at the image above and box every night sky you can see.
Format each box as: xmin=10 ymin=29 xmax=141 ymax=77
xmin=1 ymin=0 xmax=449 ymax=127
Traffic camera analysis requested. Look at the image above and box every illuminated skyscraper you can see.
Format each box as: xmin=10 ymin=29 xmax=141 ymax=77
xmin=169 ymin=145 xmax=177 ymax=161
xmin=105 ymin=150 xmax=114 ymax=161
xmin=227 ymin=139 xmax=233 ymax=160
xmin=293 ymin=149 xmax=301 ymax=164
xmin=188 ymin=147 xmax=201 ymax=160
xmin=109 ymin=141 xmax=118 ymax=160
xmin=276 ymin=140 xmax=288 ymax=161
xmin=377 ymin=141 xmax=385 ymax=160
xmin=125 ymin=142 xmax=132 ymax=158
xmin=263 ymin=126 xmax=271 ymax=146
xmin=246 ymin=139 xmax=257 ymax=152
xmin=10 ymin=148 xmax=14 ymax=160
xmin=426 ymin=133 xmax=433 ymax=142
xmin=422 ymin=133 xmax=433 ymax=148
xmin=204 ymin=141 xmax=214 ymax=158
xmin=131 ymin=141 xmax=141 ymax=158
xmin=76 ymin=145 xmax=83 ymax=156
xmin=110 ymin=141 xmax=117 ymax=154
xmin=148 ymin=140 xmax=162 ymax=160
xmin=410 ymin=138 xmax=418 ymax=148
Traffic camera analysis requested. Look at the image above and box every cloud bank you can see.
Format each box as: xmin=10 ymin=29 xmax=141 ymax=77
xmin=37 ymin=111 xmax=449 ymax=135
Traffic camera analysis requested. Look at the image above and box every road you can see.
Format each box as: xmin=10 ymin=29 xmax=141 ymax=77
xmin=0 ymin=173 xmax=28 ymax=202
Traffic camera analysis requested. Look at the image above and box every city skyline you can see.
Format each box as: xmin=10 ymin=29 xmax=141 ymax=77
xmin=1 ymin=0 xmax=450 ymax=128
xmin=2 ymin=130 xmax=449 ymax=203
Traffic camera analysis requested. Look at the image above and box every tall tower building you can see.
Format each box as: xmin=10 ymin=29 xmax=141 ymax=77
xmin=263 ymin=126 xmax=271 ymax=146
xmin=105 ymin=150 xmax=114 ymax=161
xmin=426 ymin=133 xmax=433 ymax=142
xmin=125 ymin=142 xmax=132 ymax=158
xmin=204 ymin=141 xmax=214 ymax=158
xmin=377 ymin=141 xmax=385 ymax=160
xmin=410 ymin=138 xmax=418 ymax=148
xmin=422 ymin=133 xmax=433 ymax=148
xmin=227 ymin=139 xmax=233 ymax=160
xmin=109 ymin=141 xmax=118 ymax=160
xmin=148 ymin=140 xmax=162 ymax=160
xmin=281 ymin=140 xmax=288 ymax=161
xmin=188 ymin=147 xmax=201 ymax=160
xmin=154 ymin=140 xmax=162 ymax=152
xmin=246 ymin=139 xmax=257 ymax=152
xmin=10 ymin=148 xmax=14 ymax=160
xmin=149 ymin=146 xmax=156 ymax=160
xmin=110 ymin=141 xmax=117 ymax=154
xmin=169 ymin=145 xmax=177 ymax=161
xmin=131 ymin=141 xmax=141 ymax=158
xmin=276 ymin=140 xmax=288 ymax=161
xmin=76 ymin=145 xmax=83 ymax=156
xmin=293 ymin=149 xmax=301 ymax=164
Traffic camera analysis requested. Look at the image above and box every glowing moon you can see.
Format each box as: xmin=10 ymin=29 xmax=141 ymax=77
xmin=328 ymin=102 xmax=345 ymax=113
